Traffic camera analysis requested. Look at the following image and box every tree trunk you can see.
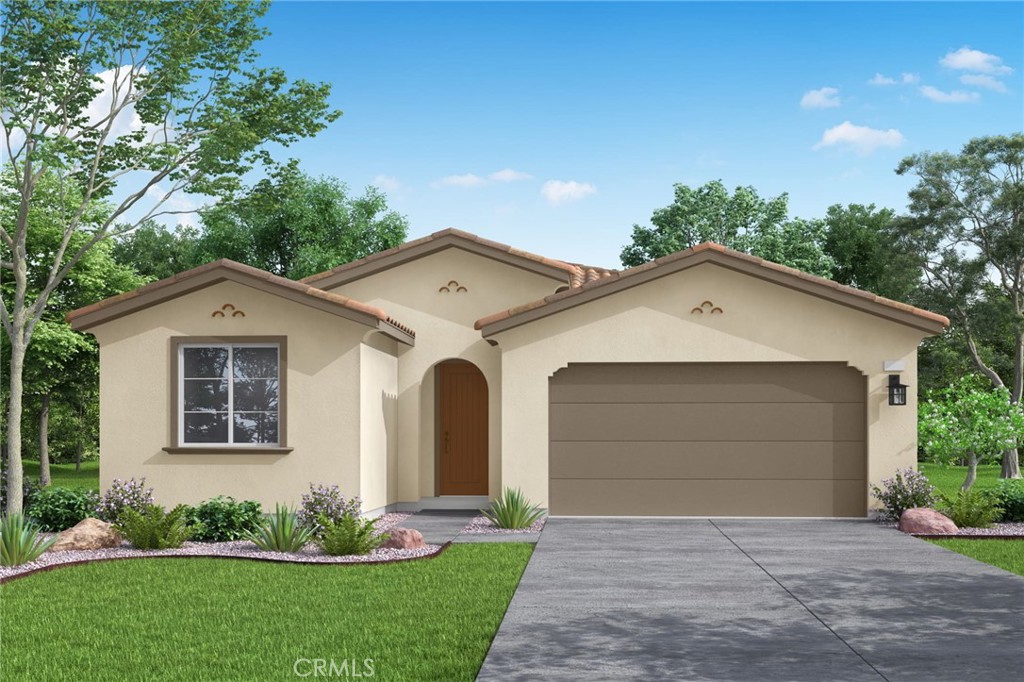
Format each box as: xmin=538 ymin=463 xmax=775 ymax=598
xmin=38 ymin=393 xmax=51 ymax=486
xmin=962 ymin=451 xmax=978 ymax=491
xmin=5 ymin=333 xmax=27 ymax=514
xmin=1002 ymin=448 xmax=1022 ymax=478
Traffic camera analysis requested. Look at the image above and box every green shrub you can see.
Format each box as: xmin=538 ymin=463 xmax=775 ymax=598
xmin=26 ymin=486 xmax=99 ymax=531
xmin=939 ymin=488 xmax=1003 ymax=528
xmin=481 ymin=487 xmax=545 ymax=529
xmin=316 ymin=513 xmax=386 ymax=556
xmin=994 ymin=479 xmax=1024 ymax=522
xmin=183 ymin=496 xmax=263 ymax=542
xmin=1 ymin=513 xmax=57 ymax=566
xmin=870 ymin=468 xmax=936 ymax=522
xmin=116 ymin=504 xmax=193 ymax=550
xmin=94 ymin=478 xmax=154 ymax=523
xmin=245 ymin=504 xmax=313 ymax=553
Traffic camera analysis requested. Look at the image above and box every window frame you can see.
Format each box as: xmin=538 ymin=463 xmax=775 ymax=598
xmin=165 ymin=336 xmax=290 ymax=454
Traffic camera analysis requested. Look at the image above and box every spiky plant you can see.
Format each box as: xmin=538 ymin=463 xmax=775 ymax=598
xmin=245 ymin=504 xmax=313 ymax=553
xmin=481 ymin=487 xmax=545 ymax=530
xmin=1 ymin=513 xmax=57 ymax=566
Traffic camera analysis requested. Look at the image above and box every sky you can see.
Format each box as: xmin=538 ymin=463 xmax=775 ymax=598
xmin=191 ymin=2 xmax=1024 ymax=267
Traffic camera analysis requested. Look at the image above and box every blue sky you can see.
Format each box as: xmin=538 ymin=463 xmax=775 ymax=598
xmin=248 ymin=1 xmax=1022 ymax=268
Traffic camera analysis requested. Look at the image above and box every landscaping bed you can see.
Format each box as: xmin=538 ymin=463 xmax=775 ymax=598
xmin=0 ymin=512 xmax=441 ymax=582
xmin=461 ymin=514 xmax=546 ymax=534
xmin=881 ymin=521 xmax=1024 ymax=538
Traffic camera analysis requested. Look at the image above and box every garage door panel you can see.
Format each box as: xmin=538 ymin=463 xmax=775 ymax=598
xmin=550 ymin=363 xmax=864 ymax=404
xmin=551 ymin=402 xmax=864 ymax=442
xmin=550 ymin=479 xmax=857 ymax=516
xmin=550 ymin=441 xmax=865 ymax=481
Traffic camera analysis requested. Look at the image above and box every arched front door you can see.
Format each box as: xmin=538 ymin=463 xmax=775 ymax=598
xmin=437 ymin=361 xmax=488 ymax=495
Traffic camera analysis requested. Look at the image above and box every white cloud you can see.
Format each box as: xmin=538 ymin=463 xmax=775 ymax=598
xmin=800 ymin=87 xmax=840 ymax=109
xmin=541 ymin=180 xmax=596 ymax=206
xmin=919 ymin=85 xmax=980 ymax=103
xmin=868 ymin=73 xmax=897 ymax=86
xmin=901 ymin=72 xmax=920 ymax=84
xmin=940 ymin=46 xmax=1013 ymax=74
xmin=959 ymin=74 xmax=1007 ymax=92
xmin=812 ymin=121 xmax=905 ymax=155
xmin=437 ymin=173 xmax=487 ymax=188
xmin=489 ymin=168 xmax=533 ymax=182
xmin=372 ymin=175 xmax=402 ymax=192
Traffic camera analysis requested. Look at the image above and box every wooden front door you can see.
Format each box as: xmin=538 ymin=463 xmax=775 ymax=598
xmin=438 ymin=362 xmax=489 ymax=495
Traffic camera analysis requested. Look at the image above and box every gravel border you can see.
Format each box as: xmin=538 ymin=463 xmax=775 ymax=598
xmin=879 ymin=521 xmax=1024 ymax=537
xmin=460 ymin=514 xmax=547 ymax=534
xmin=0 ymin=511 xmax=436 ymax=583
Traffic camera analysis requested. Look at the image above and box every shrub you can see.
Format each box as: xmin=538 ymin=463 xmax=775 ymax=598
xmin=184 ymin=496 xmax=263 ymax=542
xmin=95 ymin=478 xmax=154 ymax=523
xmin=870 ymin=468 xmax=936 ymax=522
xmin=939 ymin=488 xmax=1003 ymax=528
xmin=316 ymin=513 xmax=386 ymax=556
xmin=994 ymin=479 xmax=1024 ymax=522
xmin=297 ymin=483 xmax=361 ymax=532
xmin=481 ymin=487 xmax=545 ymax=529
xmin=26 ymin=486 xmax=99 ymax=531
xmin=1 ymin=513 xmax=57 ymax=566
xmin=116 ymin=504 xmax=193 ymax=550
xmin=0 ymin=469 xmax=43 ymax=511
xmin=246 ymin=504 xmax=313 ymax=553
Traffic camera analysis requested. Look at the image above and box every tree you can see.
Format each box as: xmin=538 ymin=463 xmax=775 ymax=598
xmin=894 ymin=133 xmax=1024 ymax=478
xmin=1 ymin=1 xmax=340 ymax=513
xmin=822 ymin=203 xmax=922 ymax=302
xmin=192 ymin=166 xmax=408 ymax=280
xmin=111 ymin=220 xmax=200 ymax=281
xmin=919 ymin=378 xmax=1024 ymax=490
xmin=621 ymin=180 xmax=834 ymax=276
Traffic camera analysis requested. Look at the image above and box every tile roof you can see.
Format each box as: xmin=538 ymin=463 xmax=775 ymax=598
xmin=475 ymin=241 xmax=950 ymax=334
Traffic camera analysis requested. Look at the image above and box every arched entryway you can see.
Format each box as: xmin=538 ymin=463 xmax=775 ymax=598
xmin=436 ymin=360 xmax=489 ymax=495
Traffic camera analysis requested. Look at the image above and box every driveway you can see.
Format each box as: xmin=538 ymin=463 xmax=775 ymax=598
xmin=477 ymin=519 xmax=1024 ymax=682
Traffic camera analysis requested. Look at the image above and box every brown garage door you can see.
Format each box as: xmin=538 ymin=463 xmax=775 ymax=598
xmin=549 ymin=363 xmax=866 ymax=517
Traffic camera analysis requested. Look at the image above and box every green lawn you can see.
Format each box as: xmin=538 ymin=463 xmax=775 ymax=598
xmin=928 ymin=539 xmax=1024 ymax=577
xmin=0 ymin=543 xmax=533 ymax=681
xmin=22 ymin=459 xmax=99 ymax=491
xmin=918 ymin=462 xmax=1001 ymax=498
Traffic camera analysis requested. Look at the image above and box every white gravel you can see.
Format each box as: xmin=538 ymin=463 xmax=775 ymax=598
xmin=460 ymin=514 xmax=546 ymax=534
xmin=879 ymin=521 xmax=1024 ymax=536
xmin=1 ymin=511 xmax=437 ymax=582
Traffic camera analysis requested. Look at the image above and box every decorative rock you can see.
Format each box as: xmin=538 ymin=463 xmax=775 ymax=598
xmin=50 ymin=518 xmax=123 ymax=552
xmin=897 ymin=508 xmax=958 ymax=535
xmin=380 ymin=527 xmax=425 ymax=550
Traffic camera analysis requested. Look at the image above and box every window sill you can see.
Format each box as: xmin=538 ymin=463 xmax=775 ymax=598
xmin=162 ymin=446 xmax=293 ymax=455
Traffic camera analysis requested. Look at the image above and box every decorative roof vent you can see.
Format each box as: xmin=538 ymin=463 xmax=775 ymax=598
xmin=439 ymin=280 xmax=468 ymax=293
xmin=690 ymin=300 xmax=723 ymax=315
xmin=211 ymin=303 xmax=246 ymax=318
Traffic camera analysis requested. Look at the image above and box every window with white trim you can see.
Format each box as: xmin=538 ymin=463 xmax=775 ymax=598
xmin=179 ymin=344 xmax=280 ymax=445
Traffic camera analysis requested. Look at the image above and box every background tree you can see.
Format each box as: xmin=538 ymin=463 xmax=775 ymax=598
xmin=110 ymin=220 xmax=200 ymax=281
xmin=1 ymin=1 xmax=340 ymax=513
xmin=621 ymin=180 xmax=834 ymax=276
xmin=191 ymin=166 xmax=408 ymax=280
xmin=894 ymin=133 xmax=1024 ymax=478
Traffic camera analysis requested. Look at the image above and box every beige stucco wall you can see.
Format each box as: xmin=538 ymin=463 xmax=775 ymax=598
xmin=359 ymin=336 xmax=399 ymax=513
xmin=490 ymin=262 xmax=927 ymax=512
xmin=90 ymin=280 xmax=375 ymax=509
xmin=326 ymin=246 xmax=566 ymax=504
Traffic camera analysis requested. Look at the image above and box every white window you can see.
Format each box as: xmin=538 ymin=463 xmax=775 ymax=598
xmin=179 ymin=344 xmax=280 ymax=446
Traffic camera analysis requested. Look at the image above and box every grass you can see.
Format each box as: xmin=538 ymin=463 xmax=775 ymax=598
xmin=0 ymin=543 xmax=533 ymax=682
xmin=927 ymin=539 xmax=1024 ymax=577
xmin=918 ymin=462 xmax=1001 ymax=499
xmin=22 ymin=459 xmax=100 ymax=491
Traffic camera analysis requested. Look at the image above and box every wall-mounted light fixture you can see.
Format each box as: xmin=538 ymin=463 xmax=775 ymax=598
xmin=888 ymin=374 xmax=908 ymax=406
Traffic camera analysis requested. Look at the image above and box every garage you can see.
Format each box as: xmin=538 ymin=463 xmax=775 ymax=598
xmin=549 ymin=362 xmax=867 ymax=517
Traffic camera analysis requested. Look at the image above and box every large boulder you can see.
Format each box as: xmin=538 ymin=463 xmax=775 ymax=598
xmin=50 ymin=518 xmax=123 ymax=551
xmin=897 ymin=508 xmax=958 ymax=535
xmin=380 ymin=527 xmax=425 ymax=550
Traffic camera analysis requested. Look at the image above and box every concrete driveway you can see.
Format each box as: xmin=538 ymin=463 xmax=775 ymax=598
xmin=477 ymin=519 xmax=1024 ymax=682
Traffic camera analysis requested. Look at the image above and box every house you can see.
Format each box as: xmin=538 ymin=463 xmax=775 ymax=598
xmin=68 ymin=229 xmax=948 ymax=517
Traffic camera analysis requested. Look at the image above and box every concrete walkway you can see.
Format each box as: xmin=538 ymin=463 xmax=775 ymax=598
xmin=477 ymin=518 xmax=1024 ymax=682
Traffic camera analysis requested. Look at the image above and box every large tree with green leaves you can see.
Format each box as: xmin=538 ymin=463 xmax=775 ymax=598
xmin=191 ymin=165 xmax=408 ymax=280
xmin=1 ymin=1 xmax=339 ymax=513
xmin=621 ymin=180 xmax=834 ymax=276
xmin=894 ymin=133 xmax=1024 ymax=479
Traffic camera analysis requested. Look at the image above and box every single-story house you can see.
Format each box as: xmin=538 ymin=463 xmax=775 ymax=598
xmin=68 ymin=229 xmax=948 ymax=517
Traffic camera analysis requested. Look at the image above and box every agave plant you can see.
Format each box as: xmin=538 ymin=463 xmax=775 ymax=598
xmin=1 ymin=513 xmax=57 ymax=567
xmin=245 ymin=504 xmax=314 ymax=553
xmin=481 ymin=487 xmax=545 ymax=530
